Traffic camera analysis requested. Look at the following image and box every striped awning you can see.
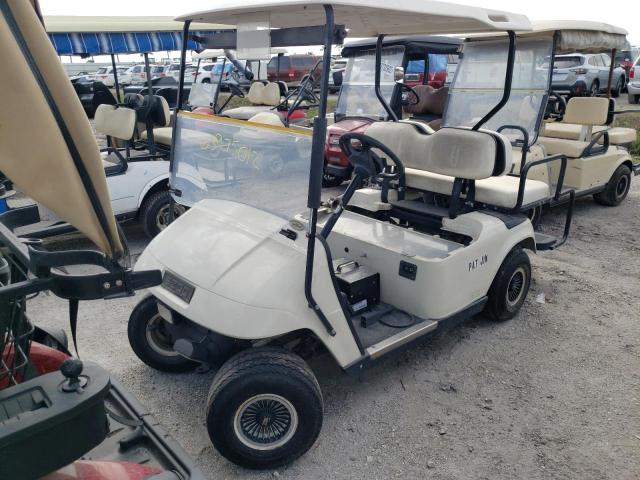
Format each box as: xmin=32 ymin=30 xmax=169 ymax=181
xmin=48 ymin=30 xmax=223 ymax=55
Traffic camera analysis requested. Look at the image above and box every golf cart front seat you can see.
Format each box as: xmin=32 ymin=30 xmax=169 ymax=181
xmin=94 ymin=103 xmax=136 ymax=173
xmin=402 ymin=85 xmax=448 ymax=131
xmin=139 ymin=95 xmax=172 ymax=146
xmin=541 ymin=97 xmax=637 ymax=148
xmin=221 ymin=82 xmax=282 ymax=120
xmin=364 ymin=122 xmax=551 ymax=210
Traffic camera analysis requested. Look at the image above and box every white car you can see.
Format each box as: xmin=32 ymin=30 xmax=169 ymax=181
xmin=93 ymin=66 xmax=132 ymax=87
xmin=628 ymin=56 xmax=640 ymax=104
xmin=127 ymin=64 xmax=150 ymax=85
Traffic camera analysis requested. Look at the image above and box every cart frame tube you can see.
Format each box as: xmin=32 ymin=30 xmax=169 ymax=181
xmin=375 ymin=34 xmax=398 ymax=122
xmin=110 ymin=54 xmax=121 ymax=103
xmin=304 ymin=4 xmax=337 ymax=336
xmin=473 ymin=30 xmax=516 ymax=131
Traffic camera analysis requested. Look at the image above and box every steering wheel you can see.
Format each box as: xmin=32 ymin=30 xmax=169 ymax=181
xmin=339 ymin=132 xmax=404 ymax=183
xmin=397 ymin=82 xmax=420 ymax=106
xmin=297 ymin=80 xmax=319 ymax=104
xmin=227 ymin=82 xmax=245 ymax=99
xmin=545 ymin=91 xmax=566 ymax=120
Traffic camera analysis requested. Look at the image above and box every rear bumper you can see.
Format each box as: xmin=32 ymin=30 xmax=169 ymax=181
xmin=553 ymin=80 xmax=588 ymax=96
xmin=325 ymin=163 xmax=351 ymax=178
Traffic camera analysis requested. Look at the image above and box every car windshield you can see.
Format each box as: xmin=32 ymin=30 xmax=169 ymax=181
xmin=96 ymin=67 xmax=108 ymax=74
xmin=171 ymin=113 xmax=312 ymax=219
xmin=335 ymin=46 xmax=405 ymax=119
xmin=443 ymin=37 xmax=554 ymax=146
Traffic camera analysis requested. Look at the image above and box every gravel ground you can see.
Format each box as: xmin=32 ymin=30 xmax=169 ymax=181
xmin=23 ymin=92 xmax=640 ymax=479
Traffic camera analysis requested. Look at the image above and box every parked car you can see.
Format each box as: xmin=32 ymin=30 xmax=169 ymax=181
xmin=267 ymin=54 xmax=321 ymax=86
xmin=628 ymin=55 xmax=640 ymax=104
xmin=211 ymin=61 xmax=254 ymax=91
xmin=92 ymin=66 xmax=132 ymax=87
xmin=193 ymin=62 xmax=216 ymax=83
xmin=329 ymin=58 xmax=347 ymax=93
xmin=404 ymin=53 xmax=457 ymax=89
xmin=127 ymin=64 xmax=149 ymax=85
xmin=550 ymin=53 xmax=626 ymax=98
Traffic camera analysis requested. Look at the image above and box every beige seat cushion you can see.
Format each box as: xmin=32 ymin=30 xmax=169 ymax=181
xmin=537 ymin=136 xmax=589 ymax=158
xmin=94 ymin=104 xmax=136 ymax=141
xmin=562 ymin=97 xmax=609 ymax=126
xmin=261 ymin=82 xmax=282 ymax=107
xmin=141 ymin=126 xmax=218 ymax=147
xmin=248 ymin=111 xmax=284 ymax=126
xmin=141 ymin=127 xmax=172 ymax=146
xmin=405 ymin=168 xmax=550 ymax=209
xmin=542 ymin=123 xmax=637 ymax=145
xmin=221 ymin=105 xmax=275 ymax=120
xmin=246 ymin=82 xmax=265 ymax=104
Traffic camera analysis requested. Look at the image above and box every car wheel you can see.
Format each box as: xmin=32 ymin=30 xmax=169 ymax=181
xmin=140 ymin=190 xmax=186 ymax=238
xmin=206 ymin=347 xmax=323 ymax=469
xmin=629 ymin=94 xmax=640 ymax=105
xmin=128 ymin=296 xmax=199 ymax=372
xmin=202 ymin=78 xmax=211 ymax=84
xmin=593 ymin=164 xmax=632 ymax=206
xmin=589 ymin=80 xmax=599 ymax=97
xmin=484 ymin=247 xmax=531 ymax=322
xmin=611 ymin=77 xmax=623 ymax=98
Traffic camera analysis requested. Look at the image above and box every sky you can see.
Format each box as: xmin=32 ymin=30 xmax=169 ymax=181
xmin=40 ymin=0 xmax=639 ymax=63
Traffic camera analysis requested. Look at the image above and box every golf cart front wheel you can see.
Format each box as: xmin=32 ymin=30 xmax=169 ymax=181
xmin=141 ymin=190 xmax=186 ymax=238
xmin=485 ymin=247 xmax=531 ymax=322
xmin=593 ymin=164 xmax=632 ymax=206
xmin=128 ymin=296 xmax=198 ymax=372
xmin=206 ymin=347 xmax=323 ymax=469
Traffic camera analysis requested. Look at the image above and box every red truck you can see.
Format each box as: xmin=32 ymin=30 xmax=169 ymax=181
xmin=267 ymin=54 xmax=321 ymax=86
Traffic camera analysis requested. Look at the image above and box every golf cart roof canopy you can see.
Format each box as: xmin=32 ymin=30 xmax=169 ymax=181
xmin=44 ymin=16 xmax=230 ymax=56
xmin=530 ymin=21 xmax=630 ymax=54
xmin=341 ymin=35 xmax=462 ymax=57
xmin=176 ymin=0 xmax=532 ymax=38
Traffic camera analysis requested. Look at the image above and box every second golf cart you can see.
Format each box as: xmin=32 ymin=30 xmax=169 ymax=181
xmin=127 ymin=0 xmax=566 ymax=469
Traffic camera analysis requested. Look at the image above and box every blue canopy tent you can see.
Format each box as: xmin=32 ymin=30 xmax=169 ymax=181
xmin=44 ymin=16 xmax=230 ymax=102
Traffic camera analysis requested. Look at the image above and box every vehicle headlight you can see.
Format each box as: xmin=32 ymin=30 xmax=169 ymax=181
xmin=329 ymin=136 xmax=340 ymax=146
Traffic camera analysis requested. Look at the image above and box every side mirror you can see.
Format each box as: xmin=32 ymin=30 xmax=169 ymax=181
xmin=394 ymin=66 xmax=405 ymax=82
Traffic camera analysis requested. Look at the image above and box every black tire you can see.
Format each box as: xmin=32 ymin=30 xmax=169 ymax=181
xmin=206 ymin=347 xmax=323 ymax=470
xmin=128 ymin=296 xmax=198 ymax=372
xmin=322 ymin=169 xmax=344 ymax=188
xmin=484 ymin=248 xmax=531 ymax=322
xmin=527 ymin=205 xmax=543 ymax=229
xmin=589 ymin=80 xmax=599 ymax=97
xmin=201 ymin=78 xmax=211 ymax=84
xmin=629 ymin=94 xmax=640 ymax=105
xmin=140 ymin=190 xmax=186 ymax=238
xmin=593 ymin=164 xmax=632 ymax=206
xmin=611 ymin=77 xmax=623 ymax=98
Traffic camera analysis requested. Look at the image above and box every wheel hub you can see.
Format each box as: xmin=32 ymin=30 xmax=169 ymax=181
xmin=234 ymin=394 xmax=298 ymax=450
xmin=506 ymin=267 xmax=526 ymax=308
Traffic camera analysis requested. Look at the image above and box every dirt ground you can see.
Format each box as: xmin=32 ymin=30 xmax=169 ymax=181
xmin=23 ymin=93 xmax=640 ymax=479
xmin=26 ymin=177 xmax=639 ymax=480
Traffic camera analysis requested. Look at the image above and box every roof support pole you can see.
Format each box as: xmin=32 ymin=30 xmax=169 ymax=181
xmin=473 ymin=30 xmax=516 ymax=130
xmin=110 ymin=53 xmax=121 ymax=103
xmin=143 ymin=52 xmax=156 ymax=155
xmin=304 ymin=3 xmax=337 ymax=337
xmin=607 ymin=48 xmax=616 ymax=98
xmin=375 ymin=34 xmax=398 ymax=122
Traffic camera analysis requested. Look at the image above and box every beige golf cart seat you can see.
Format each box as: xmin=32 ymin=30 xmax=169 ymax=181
xmin=403 ymin=85 xmax=448 ymax=131
xmin=221 ymin=81 xmax=282 ymax=120
xmin=94 ymin=104 xmax=137 ymax=172
xmin=365 ymin=122 xmax=551 ymax=209
xmin=538 ymin=97 xmax=636 ymax=156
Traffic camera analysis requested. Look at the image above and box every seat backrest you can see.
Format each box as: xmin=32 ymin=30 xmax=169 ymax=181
xmin=403 ymin=85 xmax=449 ymax=116
xmin=247 ymin=82 xmax=265 ymax=104
xmin=562 ymin=97 xmax=609 ymax=126
xmin=365 ymin=122 xmax=511 ymax=180
xmin=94 ymin=104 xmax=136 ymax=141
xmin=261 ymin=82 xmax=282 ymax=106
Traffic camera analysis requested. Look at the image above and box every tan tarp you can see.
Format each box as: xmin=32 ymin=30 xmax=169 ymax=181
xmin=0 ymin=0 xmax=122 ymax=256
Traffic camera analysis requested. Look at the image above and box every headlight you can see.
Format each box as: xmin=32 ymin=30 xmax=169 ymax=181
xmin=329 ymin=136 xmax=340 ymax=146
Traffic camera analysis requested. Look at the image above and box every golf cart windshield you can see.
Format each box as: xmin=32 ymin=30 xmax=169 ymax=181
xmin=171 ymin=113 xmax=312 ymax=219
xmin=444 ymin=37 xmax=553 ymax=145
xmin=335 ymin=46 xmax=404 ymax=119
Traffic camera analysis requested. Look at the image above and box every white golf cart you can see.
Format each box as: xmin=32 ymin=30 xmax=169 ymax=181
xmin=439 ymin=21 xmax=638 ymax=227
xmin=128 ymin=0 xmax=552 ymax=469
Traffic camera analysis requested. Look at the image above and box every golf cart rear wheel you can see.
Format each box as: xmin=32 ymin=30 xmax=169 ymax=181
xmin=128 ymin=296 xmax=198 ymax=372
xmin=141 ymin=190 xmax=186 ymax=238
xmin=206 ymin=347 xmax=323 ymax=469
xmin=484 ymin=248 xmax=531 ymax=322
xmin=594 ymin=164 xmax=632 ymax=206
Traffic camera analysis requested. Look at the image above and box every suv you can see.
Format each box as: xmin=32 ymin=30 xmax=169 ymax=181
xmin=93 ymin=66 xmax=132 ymax=87
xmin=551 ymin=53 xmax=626 ymax=98
xmin=614 ymin=48 xmax=640 ymax=86
xmin=127 ymin=64 xmax=149 ymax=85
xmin=628 ymin=56 xmax=640 ymax=104
xmin=404 ymin=53 xmax=457 ymax=89
xmin=267 ymin=54 xmax=320 ymax=86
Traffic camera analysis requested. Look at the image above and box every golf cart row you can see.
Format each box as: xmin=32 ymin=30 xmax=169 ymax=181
xmin=2 ymin=0 xmax=638 ymax=477
xmin=121 ymin=0 xmax=634 ymax=471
